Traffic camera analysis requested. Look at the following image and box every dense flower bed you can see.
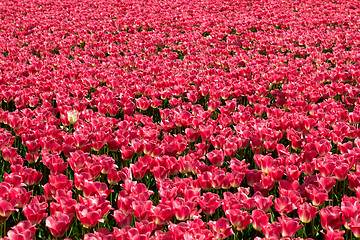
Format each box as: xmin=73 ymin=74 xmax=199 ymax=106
xmin=1 ymin=0 xmax=360 ymax=239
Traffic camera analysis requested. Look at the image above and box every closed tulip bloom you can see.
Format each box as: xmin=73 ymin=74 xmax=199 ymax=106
xmin=306 ymin=185 xmax=328 ymax=206
xmin=132 ymin=200 xmax=153 ymax=221
xmin=107 ymin=169 xmax=122 ymax=185
xmin=198 ymin=192 xmax=221 ymax=216
xmin=209 ymin=218 xmax=234 ymax=240
xmin=349 ymin=214 xmax=360 ymax=238
xmin=151 ymin=204 xmax=174 ymax=225
xmin=23 ymin=202 xmax=48 ymax=225
xmin=297 ymin=202 xmax=318 ymax=223
xmin=46 ymin=212 xmax=74 ymax=237
xmin=206 ymin=150 xmax=224 ymax=167
xmin=0 ymin=199 xmax=15 ymax=219
xmin=252 ymin=209 xmax=271 ymax=231
xmin=333 ymin=163 xmax=350 ymax=181
xmin=253 ymin=193 xmax=273 ymax=213
xmin=225 ymin=209 xmax=251 ymax=231
xmin=261 ymin=222 xmax=281 ymax=239
xmin=341 ymin=196 xmax=360 ymax=229
xmin=113 ymin=210 xmax=132 ymax=228
xmin=320 ymin=206 xmax=343 ymax=230
xmin=322 ymin=226 xmax=345 ymax=240
xmin=7 ymin=221 xmax=37 ymax=240
xmin=275 ymin=196 xmax=297 ymax=215
xmin=317 ymin=176 xmax=336 ymax=192
xmin=76 ymin=204 xmax=104 ymax=228
xmin=314 ymin=139 xmax=332 ymax=157
xmin=278 ymin=215 xmax=303 ymax=238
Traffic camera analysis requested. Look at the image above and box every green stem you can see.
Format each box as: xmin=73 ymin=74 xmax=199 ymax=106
xmin=311 ymin=219 xmax=315 ymax=238
xmin=4 ymin=220 xmax=6 ymax=237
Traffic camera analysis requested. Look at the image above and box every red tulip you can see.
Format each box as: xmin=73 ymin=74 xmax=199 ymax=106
xmin=348 ymin=172 xmax=360 ymax=191
xmin=297 ymin=202 xmax=318 ymax=223
xmin=268 ymin=165 xmax=284 ymax=182
xmin=79 ymin=195 xmax=112 ymax=218
xmin=253 ymin=192 xmax=273 ymax=212
xmin=6 ymin=221 xmax=37 ymax=240
xmin=151 ymin=204 xmax=174 ymax=225
xmin=185 ymin=128 xmax=199 ymax=142
xmin=206 ymin=150 xmax=224 ymax=167
xmin=285 ymin=165 xmax=302 ymax=181
xmin=211 ymin=170 xmax=227 ymax=190
xmin=73 ymin=131 xmax=89 ymax=148
xmin=25 ymin=139 xmax=41 ymax=155
xmin=12 ymin=166 xmax=42 ymax=187
xmin=349 ymin=214 xmax=360 ymax=238
xmin=278 ymin=215 xmax=303 ymax=238
xmin=198 ymin=192 xmax=221 ymax=216
xmin=246 ymin=169 xmax=262 ymax=187
xmin=107 ymin=169 xmax=122 ymax=185
xmin=254 ymin=154 xmax=276 ymax=174
xmin=183 ymin=186 xmax=201 ymax=202
xmin=317 ymin=159 xmax=335 ymax=177
xmin=198 ymin=171 xmax=213 ymax=191
xmin=209 ymin=218 xmax=234 ymax=240
xmin=0 ymin=199 xmax=16 ymax=219
xmin=210 ymin=135 xmax=226 ymax=150
xmin=223 ymin=139 xmax=238 ymax=157
xmin=1 ymin=146 xmax=18 ymax=162
xmin=207 ymin=100 xmax=221 ymax=112
xmin=42 ymin=152 xmax=68 ymax=175
xmin=46 ymin=212 xmax=74 ymax=237
xmin=135 ymin=220 xmax=155 ymax=236
xmin=252 ymin=209 xmax=270 ymax=231
xmin=314 ymin=139 xmax=332 ymax=157
xmin=173 ymin=200 xmax=191 ymax=221
xmin=225 ymin=209 xmax=251 ymax=231
xmin=76 ymin=204 xmax=104 ymax=228
xmin=113 ymin=210 xmax=132 ymax=228
xmin=275 ymin=196 xmax=297 ymax=215
xmin=228 ymin=171 xmax=245 ymax=188
xmin=23 ymin=201 xmax=48 ymax=225
xmin=338 ymin=141 xmax=353 ymax=154
xmin=317 ymin=176 xmax=336 ymax=192
xmin=151 ymin=166 xmax=170 ymax=180
xmin=82 ymin=180 xmax=111 ymax=198
xmin=306 ymin=185 xmax=328 ymax=206
xmin=121 ymin=145 xmax=135 ymax=161
xmin=3 ymin=173 xmax=23 ymax=188
xmin=299 ymin=162 xmax=315 ymax=176
xmin=50 ymin=192 xmax=77 ymax=216
xmin=320 ymin=206 xmax=343 ymax=230
xmin=199 ymin=125 xmax=214 ymax=141
xmin=261 ymin=222 xmax=281 ymax=239
xmin=136 ymin=97 xmax=150 ymax=111
xmin=333 ymin=163 xmax=350 ymax=181
xmin=130 ymin=161 xmax=148 ymax=181
xmin=67 ymin=150 xmax=90 ymax=170
xmin=322 ymin=226 xmax=345 ymax=240
xmin=132 ymin=200 xmax=153 ymax=221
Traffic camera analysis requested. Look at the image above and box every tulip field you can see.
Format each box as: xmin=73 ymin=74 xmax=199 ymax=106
xmin=1 ymin=0 xmax=360 ymax=239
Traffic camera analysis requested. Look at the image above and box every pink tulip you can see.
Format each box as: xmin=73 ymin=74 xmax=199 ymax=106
xmin=278 ymin=215 xmax=303 ymax=238
xmin=46 ymin=212 xmax=74 ymax=237
xmin=209 ymin=218 xmax=234 ymax=240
